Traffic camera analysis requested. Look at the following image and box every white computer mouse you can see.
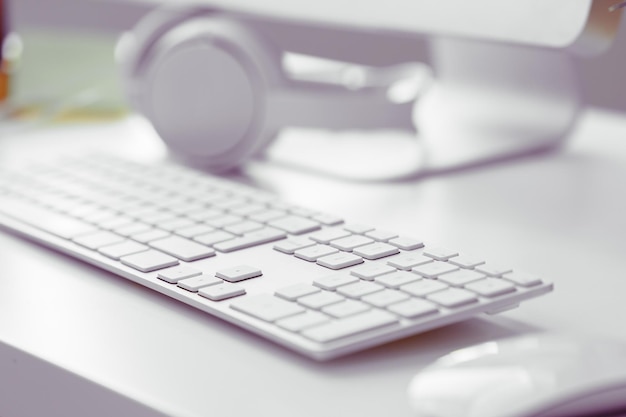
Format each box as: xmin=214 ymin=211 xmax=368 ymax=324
xmin=407 ymin=333 xmax=626 ymax=417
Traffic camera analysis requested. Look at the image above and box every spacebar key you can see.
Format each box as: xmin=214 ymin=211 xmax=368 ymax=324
xmin=302 ymin=310 xmax=398 ymax=343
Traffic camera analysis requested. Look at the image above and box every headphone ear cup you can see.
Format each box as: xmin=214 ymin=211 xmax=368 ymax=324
xmin=117 ymin=5 xmax=212 ymax=109
xmin=120 ymin=12 xmax=284 ymax=171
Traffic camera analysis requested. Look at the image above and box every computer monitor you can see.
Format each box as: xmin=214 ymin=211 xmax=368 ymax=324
xmin=9 ymin=0 xmax=622 ymax=53
xmin=6 ymin=0 xmax=624 ymax=178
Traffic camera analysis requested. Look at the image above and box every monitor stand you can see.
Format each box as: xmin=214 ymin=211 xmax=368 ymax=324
xmin=415 ymin=36 xmax=581 ymax=173
xmin=263 ymin=36 xmax=581 ymax=181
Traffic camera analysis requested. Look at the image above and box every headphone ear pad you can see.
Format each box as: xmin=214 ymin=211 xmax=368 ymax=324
xmin=117 ymin=5 xmax=212 ymax=109
xmin=120 ymin=14 xmax=283 ymax=171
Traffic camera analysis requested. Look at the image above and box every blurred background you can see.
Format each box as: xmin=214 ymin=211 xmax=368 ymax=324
xmin=1 ymin=0 xmax=625 ymax=126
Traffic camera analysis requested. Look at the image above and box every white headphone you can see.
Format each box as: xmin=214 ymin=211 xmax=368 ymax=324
xmin=117 ymin=6 xmax=422 ymax=171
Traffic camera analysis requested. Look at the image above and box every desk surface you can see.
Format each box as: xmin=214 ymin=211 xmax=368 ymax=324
xmin=2 ymin=108 xmax=626 ymax=417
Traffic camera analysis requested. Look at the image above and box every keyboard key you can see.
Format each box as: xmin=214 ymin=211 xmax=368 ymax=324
xmin=388 ymin=236 xmax=424 ymax=250
xmin=308 ymin=228 xmax=351 ymax=244
xmin=298 ymin=291 xmax=345 ymax=309
xmin=350 ymin=263 xmax=396 ymax=280
xmin=177 ymin=275 xmax=222 ymax=292
xmin=343 ymin=224 xmax=375 ymax=234
xmin=276 ymin=311 xmax=330 ymax=332
xmin=375 ymin=271 xmax=421 ymax=289
xmin=175 ymin=223 xmax=215 ymax=238
xmin=312 ymin=213 xmax=343 ymax=226
xmin=66 ymin=202 xmax=100 ymax=218
xmin=212 ymin=197 xmax=248 ymax=210
xmin=156 ymin=217 xmax=195 ymax=232
xmin=364 ymin=230 xmax=398 ymax=242
xmin=388 ymin=299 xmax=438 ymax=319
xmin=157 ymin=266 xmax=202 ymax=283
xmin=423 ymin=247 xmax=459 ymax=261
xmin=165 ymin=201 xmax=206 ymax=216
xmin=412 ymin=261 xmax=459 ymax=278
xmin=387 ymin=254 xmax=432 ymax=270
xmin=186 ymin=208 xmax=224 ymax=222
xmin=149 ymin=236 xmax=216 ymax=261
xmin=317 ymin=252 xmax=364 ymax=270
xmin=72 ymin=230 xmax=125 ymax=250
xmin=223 ymin=220 xmax=263 ymax=235
xmin=302 ymin=310 xmax=398 ymax=343
xmin=216 ymin=265 xmax=262 ymax=282
xmin=449 ymin=254 xmax=485 ymax=268
xmin=130 ymin=229 xmax=170 ymax=243
xmin=503 ymin=271 xmax=542 ymax=287
xmin=427 ymin=288 xmax=477 ymax=307
xmin=194 ymin=230 xmax=235 ymax=246
xmin=438 ymin=269 xmax=486 ymax=287
xmin=313 ymin=273 xmax=359 ymax=291
xmin=191 ymin=194 xmax=225 ymax=206
xmin=114 ymin=222 xmax=152 ymax=237
xmin=330 ymin=235 xmax=374 ymax=251
xmin=198 ymin=282 xmax=245 ymax=301
xmin=1 ymin=199 xmax=97 ymax=239
xmin=400 ymin=280 xmax=448 ymax=297
xmin=249 ymin=209 xmax=287 ymax=223
xmin=465 ymin=278 xmax=516 ymax=297
xmin=337 ymin=281 xmax=384 ymax=298
xmin=141 ymin=211 xmax=177 ymax=225
xmin=275 ymin=283 xmax=320 ymax=301
xmin=288 ymin=207 xmax=317 ymax=217
xmin=476 ymin=264 xmax=513 ymax=276
xmin=230 ymin=203 xmax=267 ymax=217
xmin=121 ymin=249 xmax=179 ymax=272
xmin=231 ymin=294 xmax=305 ymax=322
xmin=97 ymin=216 xmax=135 ymax=230
xmin=268 ymin=215 xmax=320 ymax=235
xmin=294 ymin=245 xmax=338 ymax=262
xmin=361 ymin=289 xmax=410 ymax=308
xmin=98 ymin=240 xmax=149 ymax=260
xmin=205 ymin=214 xmax=243 ymax=228
xmin=273 ymin=237 xmax=315 ymax=254
xmin=82 ymin=208 xmax=118 ymax=223
xmin=322 ymin=300 xmax=370 ymax=318
xmin=353 ymin=242 xmax=399 ymax=260
xmin=213 ymin=227 xmax=286 ymax=252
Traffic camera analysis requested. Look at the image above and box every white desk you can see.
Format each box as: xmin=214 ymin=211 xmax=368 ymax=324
xmin=2 ymin=108 xmax=626 ymax=417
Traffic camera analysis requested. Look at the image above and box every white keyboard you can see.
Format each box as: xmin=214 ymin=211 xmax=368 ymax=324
xmin=0 ymin=154 xmax=553 ymax=360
